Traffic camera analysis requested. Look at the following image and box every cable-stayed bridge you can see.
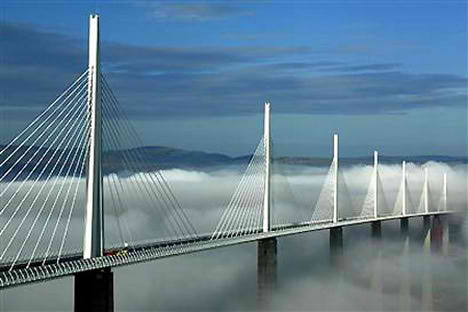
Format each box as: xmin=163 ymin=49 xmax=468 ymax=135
xmin=0 ymin=15 xmax=462 ymax=310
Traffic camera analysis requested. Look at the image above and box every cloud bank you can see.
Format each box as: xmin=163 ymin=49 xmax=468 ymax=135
xmin=0 ymin=162 xmax=466 ymax=310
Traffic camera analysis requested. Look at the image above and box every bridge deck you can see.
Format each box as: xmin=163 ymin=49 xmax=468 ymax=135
xmin=0 ymin=211 xmax=456 ymax=289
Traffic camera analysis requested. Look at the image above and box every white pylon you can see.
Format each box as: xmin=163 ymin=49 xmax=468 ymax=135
xmin=373 ymin=151 xmax=378 ymax=219
xmin=443 ymin=173 xmax=447 ymax=211
xmin=424 ymin=168 xmax=429 ymax=213
xmin=262 ymin=102 xmax=271 ymax=233
xmin=83 ymin=14 xmax=104 ymax=259
xmin=402 ymin=161 xmax=407 ymax=216
xmin=333 ymin=134 xmax=339 ymax=223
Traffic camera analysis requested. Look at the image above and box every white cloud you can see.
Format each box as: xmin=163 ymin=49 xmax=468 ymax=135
xmin=150 ymin=2 xmax=252 ymax=22
xmin=0 ymin=162 xmax=466 ymax=310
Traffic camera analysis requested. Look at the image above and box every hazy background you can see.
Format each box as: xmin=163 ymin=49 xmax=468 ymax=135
xmin=0 ymin=162 xmax=467 ymax=311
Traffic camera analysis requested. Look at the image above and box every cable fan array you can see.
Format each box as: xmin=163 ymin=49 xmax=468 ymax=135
xmin=100 ymin=74 xmax=199 ymax=248
xmin=310 ymin=162 xmax=335 ymax=223
xmin=0 ymin=65 xmax=453 ymax=275
xmin=270 ymin=141 xmax=310 ymax=227
xmin=211 ymin=133 xmax=452 ymax=239
xmin=308 ymin=158 xmax=363 ymax=223
xmin=0 ymin=70 xmax=90 ymax=271
xmin=361 ymin=167 xmax=391 ymax=217
xmin=392 ymin=166 xmax=446 ymax=216
xmin=0 ymin=70 xmax=203 ymax=272
xmin=211 ymin=137 xmax=266 ymax=240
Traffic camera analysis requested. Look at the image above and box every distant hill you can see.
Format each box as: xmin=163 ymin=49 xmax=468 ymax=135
xmin=0 ymin=144 xmax=466 ymax=178
xmin=123 ymin=147 xmax=467 ymax=168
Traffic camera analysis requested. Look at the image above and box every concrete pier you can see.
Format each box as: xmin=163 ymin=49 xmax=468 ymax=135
xmin=329 ymin=227 xmax=343 ymax=268
xmin=422 ymin=216 xmax=431 ymax=240
xmin=257 ymin=238 xmax=277 ymax=305
xmin=448 ymin=217 xmax=465 ymax=247
xmin=431 ymin=215 xmax=444 ymax=253
xmin=371 ymin=221 xmax=382 ymax=240
xmin=430 ymin=215 xmax=446 ymax=310
xmin=419 ymin=216 xmax=433 ymax=311
xmin=398 ymin=212 xmax=410 ymax=312
xmin=369 ymin=221 xmax=383 ymax=311
xmin=74 ymin=268 xmax=114 ymax=312
xmin=447 ymin=215 xmax=467 ymax=310
xmin=400 ymin=217 xmax=409 ymax=236
xmin=399 ymin=218 xmax=411 ymax=311
xmin=411 ymin=215 xmax=431 ymax=248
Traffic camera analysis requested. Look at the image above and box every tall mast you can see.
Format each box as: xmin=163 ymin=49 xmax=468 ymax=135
xmin=373 ymin=151 xmax=378 ymax=218
xmin=402 ymin=161 xmax=406 ymax=216
xmin=262 ymin=102 xmax=271 ymax=233
xmin=83 ymin=14 xmax=103 ymax=259
xmin=443 ymin=173 xmax=447 ymax=211
xmin=333 ymin=134 xmax=339 ymax=223
xmin=424 ymin=168 xmax=429 ymax=213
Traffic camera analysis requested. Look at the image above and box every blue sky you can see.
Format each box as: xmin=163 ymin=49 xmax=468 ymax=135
xmin=0 ymin=0 xmax=466 ymax=156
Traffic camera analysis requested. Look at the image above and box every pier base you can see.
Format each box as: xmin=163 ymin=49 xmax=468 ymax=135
xmin=329 ymin=227 xmax=343 ymax=268
xmin=423 ymin=216 xmax=431 ymax=241
xmin=371 ymin=221 xmax=382 ymax=240
xmin=74 ymin=268 xmax=114 ymax=312
xmin=419 ymin=216 xmax=433 ymax=311
xmin=257 ymin=238 xmax=277 ymax=306
xmin=369 ymin=221 xmax=383 ymax=310
xmin=448 ymin=217 xmax=465 ymax=247
xmin=431 ymin=215 xmax=444 ymax=254
xmin=400 ymin=217 xmax=409 ymax=236
xmin=447 ymin=215 xmax=467 ymax=310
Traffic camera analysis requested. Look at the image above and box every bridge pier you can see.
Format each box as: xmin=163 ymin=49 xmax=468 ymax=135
xmin=400 ymin=217 xmax=409 ymax=236
xmin=447 ymin=214 xmax=467 ymax=310
xmin=412 ymin=215 xmax=431 ymax=248
xmin=423 ymin=216 xmax=431 ymax=239
xmin=329 ymin=227 xmax=343 ymax=268
xmin=74 ymin=268 xmax=114 ymax=312
xmin=430 ymin=215 xmax=448 ymax=310
xmin=448 ymin=215 xmax=465 ymax=247
xmin=257 ymin=237 xmax=277 ymax=306
xmin=415 ymin=216 xmax=432 ymax=311
xmin=431 ymin=215 xmax=444 ymax=254
xmin=371 ymin=221 xmax=381 ymax=240
xmin=369 ymin=221 xmax=383 ymax=310
xmin=398 ymin=217 xmax=411 ymax=310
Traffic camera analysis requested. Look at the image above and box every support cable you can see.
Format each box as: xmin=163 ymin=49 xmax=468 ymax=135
xmin=57 ymin=139 xmax=90 ymax=263
xmin=226 ymin=143 xmax=264 ymax=237
xmin=311 ymin=161 xmax=335 ymax=222
xmin=7 ymin=106 xmax=88 ymax=268
xmin=0 ymin=98 xmax=87 ymax=246
xmin=0 ymin=79 xmax=88 ymax=183
xmin=211 ymin=138 xmax=263 ymax=239
xmin=102 ymin=83 xmax=198 ymax=239
xmin=244 ymin=160 xmax=265 ymax=235
xmin=101 ymin=84 xmax=197 ymax=239
xmin=233 ymin=146 xmax=265 ymax=236
xmin=101 ymin=100 xmax=182 ymax=240
xmin=0 ymin=87 xmax=88 ymax=198
xmin=26 ymin=112 xmax=90 ymax=268
xmin=0 ymin=70 xmax=88 ymax=158
xmin=229 ymin=150 xmax=264 ymax=237
xmin=41 ymin=125 xmax=91 ymax=265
